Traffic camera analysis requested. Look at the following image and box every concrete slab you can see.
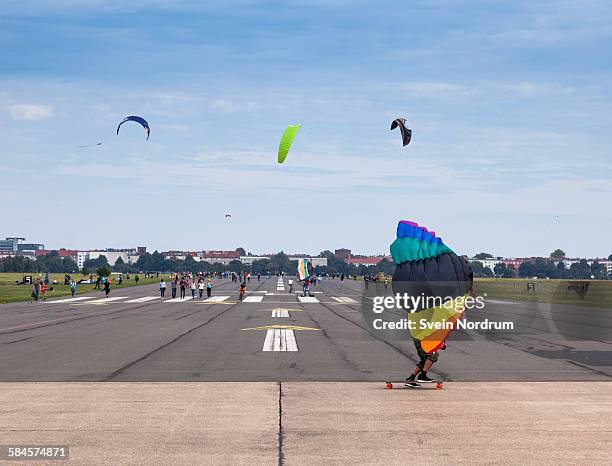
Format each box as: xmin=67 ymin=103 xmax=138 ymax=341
xmin=0 ymin=383 xmax=278 ymax=465
xmin=281 ymin=382 xmax=612 ymax=465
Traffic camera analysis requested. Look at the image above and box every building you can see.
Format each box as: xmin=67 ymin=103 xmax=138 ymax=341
xmin=469 ymin=257 xmax=502 ymax=271
xmin=334 ymin=249 xmax=351 ymax=260
xmin=35 ymin=249 xmax=79 ymax=264
xmin=345 ymin=256 xmax=391 ymax=267
xmin=200 ymin=250 xmax=241 ymax=265
xmin=88 ymin=250 xmax=129 ymax=267
xmin=77 ymin=251 xmax=90 ymax=269
xmin=0 ymin=237 xmax=42 ymax=252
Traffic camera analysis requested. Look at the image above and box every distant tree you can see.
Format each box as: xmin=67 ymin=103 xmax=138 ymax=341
xmin=502 ymin=265 xmax=517 ymax=278
xmin=469 ymin=261 xmax=493 ymax=277
xmin=590 ymin=261 xmax=607 ymax=279
xmin=61 ymin=257 xmax=79 ymax=273
xmin=228 ymin=260 xmax=242 ymax=273
xmin=83 ymin=255 xmax=109 ymax=271
xmin=493 ymin=263 xmax=507 ymax=277
xmin=235 ymin=247 xmax=246 ymax=256
xmin=608 ymin=254 xmax=612 ymax=261
xmin=568 ymin=260 xmax=591 ymax=279
xmin=474 ymin=253 xmax=493 ymax=260
xmin=550 ymin=249 xmax=566 ymax=259
xmin=96 ymin=266 xmax=110 ymax=278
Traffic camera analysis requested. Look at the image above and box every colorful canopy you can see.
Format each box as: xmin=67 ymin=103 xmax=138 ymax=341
xmin=297 ymin=258 xmax=313 ymax=281
xmin=391 ymin=220 xmax=473 ymax=353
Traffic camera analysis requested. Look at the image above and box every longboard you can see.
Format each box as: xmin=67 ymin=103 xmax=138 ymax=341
xmin=385 ymin=381 xmax=443 ymax=390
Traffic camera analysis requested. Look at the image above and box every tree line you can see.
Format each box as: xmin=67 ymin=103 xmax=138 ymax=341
xmin=470 ymin=250 xmax=612 ymax=279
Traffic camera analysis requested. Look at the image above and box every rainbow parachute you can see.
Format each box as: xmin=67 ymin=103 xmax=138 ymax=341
xmin=297 ymin=258 xmax=313 ymax=281
xmin=391 ymin=221 xmax=473 ymax=353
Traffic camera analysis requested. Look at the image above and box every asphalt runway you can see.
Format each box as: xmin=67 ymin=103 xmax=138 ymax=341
xmin=0 ymin=277 xmax=610 ymax=381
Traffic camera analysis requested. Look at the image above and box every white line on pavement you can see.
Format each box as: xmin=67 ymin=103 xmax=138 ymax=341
xmin=203 ymin=295 xmax=230 ymax=303
xmin=243 ymin=296 xmax=264 ymax=303
xmin=50 ymin=296 xmax=95 ymax=303
xmin=125 ymin=296 xmax=161 ymax=303
xmin=332 ymin=296 xmax=358 ymax=304
xmin=164 ymin=297 xmax=191 ymax=303
xmin=271 ymin=309 xmax=290 ymax=317
xmin=263 ymin=328 xmax=298 ymax=351
xmin=86 ymin=296 xmax=129 ymax=304
xmin=298 ymin=296 xmax=319 ymax=303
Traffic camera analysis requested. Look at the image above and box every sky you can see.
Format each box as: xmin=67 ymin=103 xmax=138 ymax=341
xmin=1 ymin=0 xmax=611 ymax=258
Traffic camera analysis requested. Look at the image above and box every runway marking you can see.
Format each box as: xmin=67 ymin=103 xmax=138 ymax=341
xmin=263 ymin=329 xmax=298 ymax=351
xmin=298 ymin=296 xmax=319 ymax=303
xmin=293 ymin=291 xmax=322 ymax=294
xmin=49 ymin=296 xmax=95 ymax=303
xmin=125 ymin=296 xmax=160 ymax=303
xmin=272 ymin=309 xmax=290 ymax=317
xmin=165 ymin=297 xmax=191 ymax=303
xmin=332 ymin=296 xmax=358 ymax=304
xmin=73 ymin=296 xmax=128 ymax=305
xmin=242 ymin=324 xmax=320 ymax=331
xmin=243 ymin=295 xmax=264 ymax=303
xmin=200 ymin=295 xmax=230 ymax=303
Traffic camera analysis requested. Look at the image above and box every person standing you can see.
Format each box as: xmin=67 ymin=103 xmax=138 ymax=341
xmin=32 ymin=278 xmax=40 ymax=302
xmin=70 ymin=279 xmax=77 ymax=297
xmin=206 ymin=279 xmax=212 ymax=298
xmin=288 ymin=278 xmax=293 ymax=293
xmin=44 ymin=272 xmax=49 ymax=285
xmin=160 ymin=279 xmax=167 ymax=298
xmin=41 ymin=282 xmax=47 ymax=302
xmin=180 ymin=278 xmax=186 ymax=299
xmin=239 ymin=282 xmax=246 ymax=301
xmin=104 ymin=278 xmax=111 ymax=298
xmin=198 ymin=279 xmax=205 ymax=298
xmin=171 ymin=278 xmax=178 ymax=299
xmin=190 ymin=279 xmax=197 ymax=299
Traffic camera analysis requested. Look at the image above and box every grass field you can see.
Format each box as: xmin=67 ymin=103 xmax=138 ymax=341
xmin=474 ymin=278 xmax=612 ymax=309
xmin=0 ymin=273 xmax=167 ymax=304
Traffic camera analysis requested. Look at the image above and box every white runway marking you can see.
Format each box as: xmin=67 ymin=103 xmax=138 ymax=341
xmin=165 ymin=297 xmax=191 ymax=303
xmin=50 ymin=296 xmax=95 ymax=303
xmin=332 ymin=296 xmax=358 ymax=304
xmin=294 ymin=291 xmax=322 ymax=294
xmin=203 ymin=295 xmax=230 ymax=303
xmin=298 ymin=296 xmax=319 ymax=303
xmin=243 ymin=295 xmax=264 ymax=303
xmin=125 ymin=296 xmax=160 ymax=303
xmin=87 ymin=296 xmax=128 ymax=304
xmin=272 ymin=309 xmax=290 ymax=317
xmin=263 ymin=329 xmax=298 ymax=351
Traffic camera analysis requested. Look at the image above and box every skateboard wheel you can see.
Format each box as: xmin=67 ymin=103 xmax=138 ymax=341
xmin=436 ymin=382 xmax=443 ymax=390
xmin=385 ymin=382 xmax=393 ymax=390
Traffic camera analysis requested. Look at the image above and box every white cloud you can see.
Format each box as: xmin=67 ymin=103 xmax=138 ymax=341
xmin=210 ymin=99 xmax=236 ymax=113
xmin=9 ymin=103 xmax=53 ymax=120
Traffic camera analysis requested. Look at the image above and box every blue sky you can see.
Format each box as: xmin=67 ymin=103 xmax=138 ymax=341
xmin=1 ymin=0 xmax=611 ymax=257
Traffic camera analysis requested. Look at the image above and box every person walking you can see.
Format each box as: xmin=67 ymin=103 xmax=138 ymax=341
xmin=198 ymin=279 xmax=205 ymax=298
xmin=160 ymin=278 xmax=167 ymax=298
xmin=239 ymin=282 xmax=246 ymax=301
xmin=190 ymin=279 xmax=197 ymax=299
xmin=206 ymin=279 xmax=213 ymax=298
xmin=288 ymin=278 xmax=293 ymax=293
xmin=70 ymin=279 xmax=77 ymax=297
xmin=104 ymin=278 xmax=111 ymax=298
xmin=41 ymin=282 xmax=47 ymax=302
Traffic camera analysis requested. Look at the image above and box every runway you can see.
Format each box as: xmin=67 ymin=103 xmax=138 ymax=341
xmin=0 ymin=277 xmax=610 ymax=381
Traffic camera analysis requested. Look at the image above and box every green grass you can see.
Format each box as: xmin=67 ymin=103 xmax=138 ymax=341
xmin=474 ymin=278 xmax=612 ymax=309
xmin=0 ymin=273 xmax=167 ymax=304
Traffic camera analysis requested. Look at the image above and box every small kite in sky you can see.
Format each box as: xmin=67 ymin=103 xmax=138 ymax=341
xmin=390 ymin=118 xmax=412 ymax=146
xmin=117 ymin=116 xmax=150 ymax=140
